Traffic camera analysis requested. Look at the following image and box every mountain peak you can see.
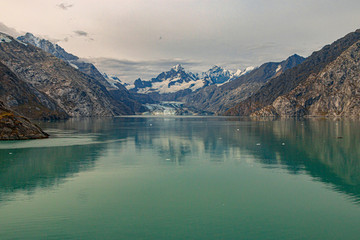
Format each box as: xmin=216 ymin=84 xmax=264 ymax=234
xmin=18 ymin=33 xmax=79 ymax=61
xmin=171 ymin=64 xmax=184 ymax=72
xmin=287 ymin=53 xmax=303 ymax=60
xmin=210 ymin=65 xmax=220 ymax=69
xmin=24 ymin=32 xmax=36 ymax=38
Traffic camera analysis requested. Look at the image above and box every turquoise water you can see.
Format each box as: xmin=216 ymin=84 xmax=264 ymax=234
xmin=0 ymin=117 xmax=359 ymax=239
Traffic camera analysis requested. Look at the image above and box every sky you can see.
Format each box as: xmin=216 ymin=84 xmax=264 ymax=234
xmin=1 ymin=0 xmax=360 ymax=83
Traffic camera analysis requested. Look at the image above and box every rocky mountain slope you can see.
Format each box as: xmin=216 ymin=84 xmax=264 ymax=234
xmin=0 ymin=101 xmax=48 ymax=140
xmin=18 ymin=33 xmax=146 ymax=113
xmin=225 ymin=29 xmax=360 ymax=116
xmin=183 ymin=54 xmax=305 ymax=114
xmin=0 ymin=32 xmax=134 ymax=117
xmin=0 ymin=61 xmax=68 ymax=119
xmin=252 ymin=40 xmax=360 ymax=117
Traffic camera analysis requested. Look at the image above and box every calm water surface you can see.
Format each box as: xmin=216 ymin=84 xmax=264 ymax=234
xmin=0 ymin=117 xmax=359 ymax=239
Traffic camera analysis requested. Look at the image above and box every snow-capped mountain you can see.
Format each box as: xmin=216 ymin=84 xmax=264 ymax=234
xmin=130 ymin=64 xmax=252 ymax=94
xmin=130 ymin=64 xmax=203 ymax=94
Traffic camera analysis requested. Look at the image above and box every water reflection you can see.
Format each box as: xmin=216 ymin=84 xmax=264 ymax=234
xmin=249 ymin=119 xmax=360 ymax=203
xmin=0 ymin=139 xmax=105 ymax=201
xmin=0 ymin=117 xmax=359 ymax=204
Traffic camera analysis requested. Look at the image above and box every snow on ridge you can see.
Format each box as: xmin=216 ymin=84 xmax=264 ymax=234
xmin=68 ymin=62 xmax=79 ymax=70
xmin=242 ymin=66 xmax=255 ymax=75
xmin=233 ymin=69 xmax=243 ymax=77
xmin=101 ymin=72 xmax=125 ymax=89
xmin=0 ymin=33 xmax=12 ymax=43
xmin=276 ymin=64 xmax=282 ymax=73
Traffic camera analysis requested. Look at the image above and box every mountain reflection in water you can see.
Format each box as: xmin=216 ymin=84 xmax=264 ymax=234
xmin=0 ymin=117 xmax=359 ymax=204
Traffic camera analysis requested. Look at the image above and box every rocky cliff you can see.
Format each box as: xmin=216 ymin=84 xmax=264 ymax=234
xmin=0 ymin=101 xmax=48 ymax=140
xmin=17 ymin=33 xmax=146 ymax=114
xmin=252 ymin=40 xmax=360 ymax=117
xmin=225 ymin=30 xmax=360 ymax=116
xmin=0 ymin=32 xmax=132 ymax=117
xmin=0 ymin=61 xmax=68 ymax=120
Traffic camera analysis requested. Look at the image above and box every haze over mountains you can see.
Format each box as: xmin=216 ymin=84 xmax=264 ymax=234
xmin=1 ymin=28 xmax=360 ymax=139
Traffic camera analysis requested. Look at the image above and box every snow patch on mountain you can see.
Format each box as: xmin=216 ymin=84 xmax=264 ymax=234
xmin=69 ymin=62 xmax=79 ymax=70
xmin=242 ymin=66 xmax=255 ymax=75
xmin=0 ymin=33 xmax=12 ymax=43
xmin=102 ymin=73 xmax=127 ymax=88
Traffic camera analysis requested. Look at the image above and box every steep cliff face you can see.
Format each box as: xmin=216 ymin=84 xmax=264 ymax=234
xmin=0 ymin=33 xmax=133 ymax=117
xmin=0 ymin=101 xmax=48 ymax=140
xmin=225 ymin=29 xmax=360 ymax=116
xmin=0 ymin=61 xmax=68 ymax=120
xmin=184 ymin=55 xmax=304 ymax=114
xmin=252 ymin=41 xmax=360 ymax=117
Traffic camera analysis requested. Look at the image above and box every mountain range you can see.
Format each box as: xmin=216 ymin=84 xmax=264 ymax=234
xmin=1 ymin=28 xmax=360 ymax=139
xmin=129 ymin=64 xmax=251 ymax=101
xmin=183 ymin=54 xmax=305 ymax=114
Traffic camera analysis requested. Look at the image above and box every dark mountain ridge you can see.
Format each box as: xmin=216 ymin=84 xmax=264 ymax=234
xmin=252 ymin=40 xmax=360 ymax=117
xmin=225 ymin=29 xmax=360 ymax=116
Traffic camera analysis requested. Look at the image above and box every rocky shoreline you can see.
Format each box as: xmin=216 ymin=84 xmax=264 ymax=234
xmin=0 ymin=102 xmax=48 ymax=140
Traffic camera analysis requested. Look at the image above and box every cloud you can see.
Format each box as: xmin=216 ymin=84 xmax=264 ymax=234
xmin=57 ymin=3 xmax=73 ymax=10
xmin=73 ymin=30 xmax=88 ymax=37
xmin=71 ymin=30 xmax=94 ymax=41
xmin=0 ymin=22 xmax=22 ymax=37
xmin=88 ymin=57 xmax=202 ymax=83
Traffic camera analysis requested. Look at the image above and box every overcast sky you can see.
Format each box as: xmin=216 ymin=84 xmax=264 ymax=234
xmin=1 ymin=0 xmax=360 ymax=83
